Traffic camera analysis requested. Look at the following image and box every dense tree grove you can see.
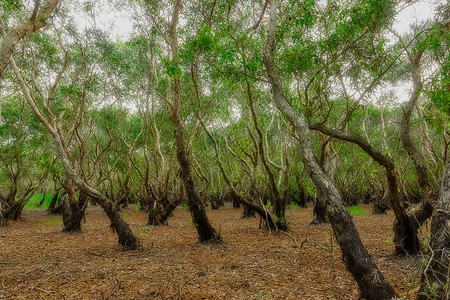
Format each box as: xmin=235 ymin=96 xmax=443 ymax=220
xmin=0 ymin=0 xmax=449 ymax=298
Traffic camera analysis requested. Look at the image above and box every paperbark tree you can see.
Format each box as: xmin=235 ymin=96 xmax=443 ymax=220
xmin=262 ymin=0 xmax=398 ymax=298
xmin=417 ymin=162 xmax=450 ymax=299
xmin=309 ymin=123 xmax=419 ymax=255
xmin=0 ymin=0 xmax=60 ymax=81
xmin=165 ymin=0 xmax=221 ymax=243
xmin=11 ymin=59 xmax=140 ymax=250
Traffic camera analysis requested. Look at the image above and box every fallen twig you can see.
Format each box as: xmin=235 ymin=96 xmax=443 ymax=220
xmin=104 ymin=278 xmax=120 ymax=300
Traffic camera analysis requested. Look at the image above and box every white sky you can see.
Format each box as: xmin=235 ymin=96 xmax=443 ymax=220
xmin=68 ymin=0 xmax=445 ymax=106
xmin=394 ymin=1 xmax=442 ymax=34
xmin=71 ymin=1 xmax=445 ymax=39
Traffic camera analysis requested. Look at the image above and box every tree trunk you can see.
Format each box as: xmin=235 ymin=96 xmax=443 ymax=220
xmin=262 ymin=1 xmax=398 ymax=297
xmin=245 ymin=80 xmax=287 ymax=230
xmin=243 ymin=205 xmax=256 ymax=218
xmin=114 ymin=190 xmax=130 ymax=211
xmin=243 ymin=169 xmax=258 ymax=218
xmin=62 ymin=181 xmax=87 ymax=233
xmin=147 ymin=197 xmax=182 ymax=226
xmin=47 ymin=190 xmax=61 ymax=214
xmin=296 ymin=185 xmax=307 ymax=208
xmin=309 ymin=123 xmax=419 ymax=255
xmin=10 ymin=201 xmax=25 ymax=221
xmin=12 ymin=58 xmax=140 ymax=251
xmin=372 ymin=197 xmax=389 ymax=214
xmin=192 ymin=80 xmax=277 ymax=230
xmin=399 ymin=49 xmax=436 ymax=226
xmin=37 ymin=192 xmax=46 ymax=207
xmin=418 ymin=163 xmax=450 ymax=300
xmin=166 ymin=0 xmax=221 ymax=243
xmin=310 ymin=136 xmax=335 ymax=224
xmin=173 ymin=122 xmax=221 ymax=242
xmin=0 ymin=0 xmax=60 ymax=80
xmin=310 ymin=191 xmax=328 ymax=225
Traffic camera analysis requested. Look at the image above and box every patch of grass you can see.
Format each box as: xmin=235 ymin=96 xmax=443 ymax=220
xmin=23 ymin=193 xmax=54 ymax=210
xmin=347 ymin=205 xmax=365 ymax=216
xmin=139 ymin=225 xmax=153 ymax=233
xmin=289 ymin=202 xmax=299 ymax=208
xmin=43 ymin=217 xmax=62 ymax=226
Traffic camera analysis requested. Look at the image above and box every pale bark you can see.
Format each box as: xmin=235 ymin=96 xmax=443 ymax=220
xmin=192 ymin=68 xmax=277 ymax=230
xmin=262 ymin=1 xmax=398 ymax=298
xmin=418 ymin=163 xmax=450 ymax=299
xmin=310 ymin=123 xmax=420 ymax=255
xmin=11 ymin=59 xmax=140 ymax=250
xmin=245 ymin=80 xmax=287 ymax=229
xmin=0 ymin=0 xmax=60 ymax=80
xmin=167 ymin=0 xmax=220 ymax=243
xmin=400 ymin=49 xmax=436 ymax=206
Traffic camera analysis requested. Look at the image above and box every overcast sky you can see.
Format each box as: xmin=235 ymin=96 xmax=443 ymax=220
xmin=68 ymin=0 xmax=445 ymax=106
xmin=70 ymin=0 xmax=446 ymax=40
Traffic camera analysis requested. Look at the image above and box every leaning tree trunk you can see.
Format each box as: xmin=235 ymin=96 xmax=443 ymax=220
xmin=400 ymin=49 xmax=436 ymax=227
xmin=191 ymin=68 xmax=277 ymax=230
xmin=147 ymin=196 xmax=182 ymax=226
xmin=309 ymin=123 xmax=420 ymax=255
xmin=62 ymin=181 xmax=88 ymax=233
xmin=246 ymin=79 xmax=287 ymax=229
xmin=166 ymin=0 xmax=221 ymax=243
xmin=47 ymin=190 xmax=62 ymax=214
xmin=37 ymin=192 xmax=46 ymax=207
xmin=12 ymin=59 xmax=140 ymax=250
xmin=418 ymin=163 xmax=450 ymax=300
xmin=262 ymin=1 xmax=398 ymax=298
xmin=310 ymin=137 xmax=332 ymax=225
xmin=311 ymin=190 xmax=328 ymax=225
xmin=242 ymin=158 xmax=258 ymax=218
xmin=0 ymin=0 xmax=60 ymax=80
xmin=172 ymin=121 xmax=221 ymax=242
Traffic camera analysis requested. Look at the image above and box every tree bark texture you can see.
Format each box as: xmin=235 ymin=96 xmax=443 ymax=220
xmin=418 ymin=163 xmax=450 ymax=300
xmin=263 ymin=1 xmax=398 ymax=298
xmin=11 ymin=59 xmax=140 ymax=250
xmin=167 ymin=0 xmax=221 ymax=243
xmin=0 ymin=0 xmax=60 ymax=80
xmin=309 ymin=123 xmax=419 ymax=255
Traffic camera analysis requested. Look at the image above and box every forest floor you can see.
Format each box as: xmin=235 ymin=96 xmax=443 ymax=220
xmin=0 ymin=203 xmax=424 ymax=299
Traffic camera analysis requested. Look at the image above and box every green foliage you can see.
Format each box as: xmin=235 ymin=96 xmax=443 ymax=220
xmin=23 ymin=193 xmax=54 ymax=210
xmin=289 ymin=202 xmax=299 ymax=208
xmin=1 ymin=0 xmax=448 ymax=240
xmin=139 ymin=225 xmax=153 ymax=233
xmin=135 ymin=202 xmax=142 ymax=212
xmin=1 ymin=0 xmax=23 ymax=15
xmin=163 ymin=57 xmax=182 ymax=77
xmin=181 ymin=203 xmax=189 ymax=211
xmin=347 ymin=205 xmax=365 ymax=216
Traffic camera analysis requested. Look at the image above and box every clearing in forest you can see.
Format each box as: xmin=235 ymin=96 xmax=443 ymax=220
xmin=0 ymin=204 xmax=420 ymax=299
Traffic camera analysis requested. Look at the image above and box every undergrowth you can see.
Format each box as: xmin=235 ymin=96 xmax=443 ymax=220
xmin=23 ymin=193 xmax=54 ymax=210
xmin=347 ymin=205 xmax=365 ymax=216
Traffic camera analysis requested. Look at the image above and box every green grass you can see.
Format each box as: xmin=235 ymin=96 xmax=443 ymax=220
xmin=43 ymin=217 xmax=62 ymax=226
xmin=289 ymin=202 xmax=299 ymax=208
xmin=23 ymin=193 xmax=54 ymax=210
xmin=347 ymin=205 xmax=365 ymax=216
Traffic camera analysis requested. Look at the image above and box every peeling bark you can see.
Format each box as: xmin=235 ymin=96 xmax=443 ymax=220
xmin=0 ymin=0 xmax=60 ymax=80
xmin=418 ymin=163 xmax=450 ymax=300
xmin=262 ymin=1 xmax=398 ymax=298
xmin=167 ymin=0 xmax=221 ymax=243
xmin=309 ymin=123 xmax=419 ymax=255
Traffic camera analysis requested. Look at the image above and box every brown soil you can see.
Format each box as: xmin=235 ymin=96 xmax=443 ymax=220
xmin=0 ymin=204 xmax=421 ymax=299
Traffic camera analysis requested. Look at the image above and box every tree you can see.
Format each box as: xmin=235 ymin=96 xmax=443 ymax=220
xmin=262 ymin=0 xmax=398 ymax=298
xmin=0 ymin=0 xmax=60 ymax=81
